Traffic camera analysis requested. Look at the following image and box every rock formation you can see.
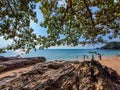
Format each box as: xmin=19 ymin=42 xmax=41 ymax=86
xmin=0 ymin=57 xmax=46 ymax=73
xmin=0 ymin=60 xmax=120 ymax=90
xmin=0 ymin=56 xmax=9 ymax=62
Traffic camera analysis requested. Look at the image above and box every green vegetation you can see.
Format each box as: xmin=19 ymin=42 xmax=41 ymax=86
xmin=0 ymin=48 xmax=6 ymax=53
xmin=101 ymin=42 xmax=120 ymax=49
xmin=0 ymin=0 xmax=120 ymax=52
xmin=0 ymin=0 xmax=38 ymax=52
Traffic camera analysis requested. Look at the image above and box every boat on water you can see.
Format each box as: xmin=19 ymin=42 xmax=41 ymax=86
xmin=88 ymin=51 xmax=97 ymax=54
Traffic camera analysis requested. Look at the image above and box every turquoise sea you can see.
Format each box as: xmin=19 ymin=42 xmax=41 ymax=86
xmin=0 ymin=49 xmax=120 ymax=61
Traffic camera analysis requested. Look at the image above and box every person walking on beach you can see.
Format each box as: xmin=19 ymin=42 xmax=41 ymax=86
xmin=83 ymin=55 xmax=89 ymax=61
xmin=91 ymin=54 xmax=94 ymax=61
xmin=83 ymin=55 xmax=87 ymax=61
xmin=98 ymin=53 xmax=102 ymax=60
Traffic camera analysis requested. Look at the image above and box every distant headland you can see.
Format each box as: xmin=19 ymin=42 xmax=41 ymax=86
xmin=101 ymin=42 xmax=120 ymax=49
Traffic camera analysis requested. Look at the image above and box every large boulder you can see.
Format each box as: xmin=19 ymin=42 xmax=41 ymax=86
xmin=0 ymin=56 xmax=8 ymax=62
xmin=0 ymin=60 xmax=120 ymax=90
xmin=0 ymin=57 xmax=46 ymax=73
xmin=0 ymin=65 xmax=7 ymax=72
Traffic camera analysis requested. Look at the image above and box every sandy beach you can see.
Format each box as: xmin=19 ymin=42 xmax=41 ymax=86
xmin=0 ymin=65 xmax=34 ymax=79
xmin=77 ymin=56 xmax=120 ymax=75
xmin=98 ymin=56 xmax=120 ymax=75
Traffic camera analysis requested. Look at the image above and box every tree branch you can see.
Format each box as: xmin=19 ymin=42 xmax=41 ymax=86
xmin=61 ymin=0 xmax=73 ymax=26
xmin=12 ymin=0 xmax=18 ymax=11
xmin=6 ymin=0 xmax=16 ymax=17
xmin=82 ymin=0 xmax=96 ymax=42
xmin=0 ymin=1 xmax=3 ymax=5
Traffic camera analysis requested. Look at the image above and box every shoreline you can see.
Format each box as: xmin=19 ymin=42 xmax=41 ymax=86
xmin=47 ymin=56 xmax=120 ymax=62
xmin=1 ymin=49 xmax=119 ymax=61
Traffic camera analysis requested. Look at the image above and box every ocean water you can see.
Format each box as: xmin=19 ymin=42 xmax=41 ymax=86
xmin=0 ymin=49 xmax=120 ymax=61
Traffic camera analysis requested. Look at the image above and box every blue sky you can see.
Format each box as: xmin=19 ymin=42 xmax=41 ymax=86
xmin=0 ymin=1 xmax=119 ymax=49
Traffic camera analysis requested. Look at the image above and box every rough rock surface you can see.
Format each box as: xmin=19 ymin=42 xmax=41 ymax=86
xmin=0 ymin=60 xmax=120 ymax=90
xmin=0 ymin=57 xmax=46 ymax=73
xmin=0 ymin=56 xmax=9 ymax=62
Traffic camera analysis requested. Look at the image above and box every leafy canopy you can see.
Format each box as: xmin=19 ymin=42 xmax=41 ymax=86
xmin=0 ymin=0 xmax=37 ymax=52
xmin=0 ymin=0 xmax=120 ymax=51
